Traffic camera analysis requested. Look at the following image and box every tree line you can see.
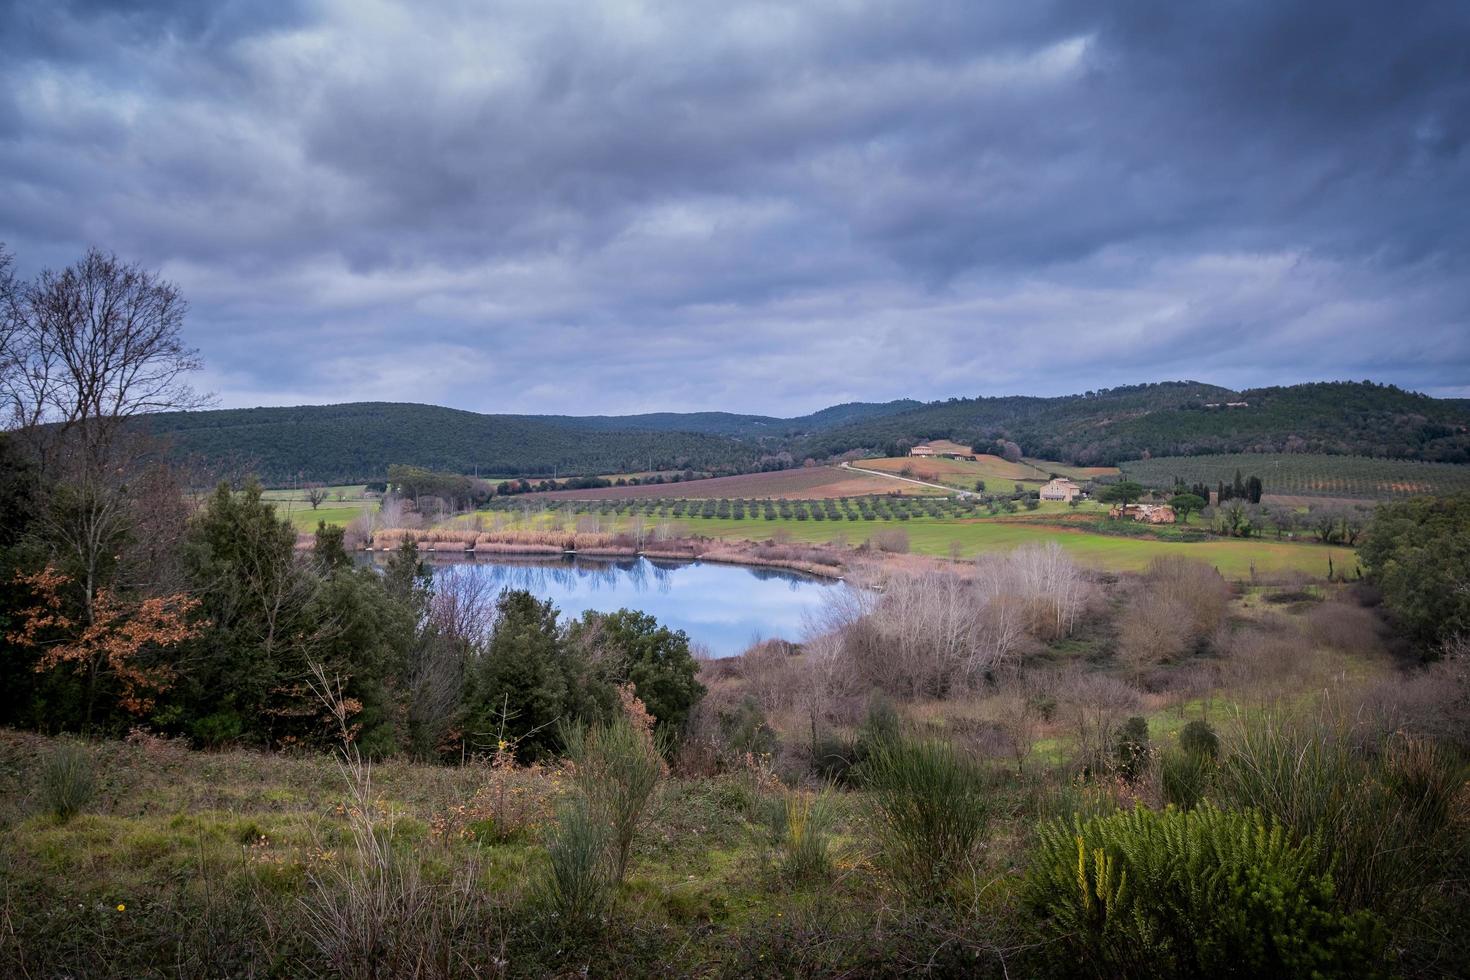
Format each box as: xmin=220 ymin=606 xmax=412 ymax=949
xmin=0 ymin=245 xmax=703 ymax=756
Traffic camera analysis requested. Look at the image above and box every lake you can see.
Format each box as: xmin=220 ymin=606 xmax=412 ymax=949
xmin=406 ymin=555 xmax=854 ymax=658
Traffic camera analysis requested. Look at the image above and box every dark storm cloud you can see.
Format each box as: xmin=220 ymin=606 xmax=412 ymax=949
xmin=2 ymin=0 xmax=1468 ymax=413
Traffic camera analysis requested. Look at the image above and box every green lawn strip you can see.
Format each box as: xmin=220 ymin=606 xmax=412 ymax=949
xmin=285 ymin=504 xmax=374 ymax=530
xmin=679 ymin=515 xmax=1353 ymax=577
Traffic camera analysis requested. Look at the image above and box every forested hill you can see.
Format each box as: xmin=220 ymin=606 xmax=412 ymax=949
xmin=795 ymin=381 xmax=1470 ymax=465
xmin=138 ymin=382 xmax=1470 ymax=484
xmin=140 ymin=403 xmax=764 ymax=485
xmin=527 ymin=398 xmax=922 ymax=437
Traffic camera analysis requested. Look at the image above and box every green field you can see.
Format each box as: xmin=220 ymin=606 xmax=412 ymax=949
xmin=459 ymin=508 xmax=1354 ymax=579
xmin=1121 ymin=453 xmax=1470 ymax=500
xmin=259 ymin=485 xmax=377 ymax=530
xmin=688 ymin=515 xmax=1353 ymax=577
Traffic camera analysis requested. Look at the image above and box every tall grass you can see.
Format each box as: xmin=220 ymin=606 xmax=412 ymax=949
xmin=764 ymin=788 xmax=841 ymax=882
xmin=542 ymin=796 xmax=614 ymax=928
xmin=39 ymin=741 xmax=96 ymax=822
xmin=563 ymin=715 xmax=663 ymax=887
xmin=298 ymin=660 xmax=498 ymax=979
xmin=1215 ymin=710 xmax=1463 ymax=928
xmin=858 ymin=737 xmax=991 ymax=901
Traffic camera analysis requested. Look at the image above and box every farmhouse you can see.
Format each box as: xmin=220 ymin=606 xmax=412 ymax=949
xmin=909 ymin=440 xmax=977 ymax=460
xmin=1040 ymin=478 xmax=1087 ymax=502
xmin=1039 ymin=477 xmax=1082 ymax=502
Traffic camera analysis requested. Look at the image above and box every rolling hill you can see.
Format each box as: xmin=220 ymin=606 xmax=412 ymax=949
xmin=138 ymin=381 xmax=1470 ymax=485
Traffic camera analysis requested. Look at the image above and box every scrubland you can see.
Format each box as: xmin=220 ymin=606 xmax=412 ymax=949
xmin=4 ymin=547 xmax=1466 ymax=979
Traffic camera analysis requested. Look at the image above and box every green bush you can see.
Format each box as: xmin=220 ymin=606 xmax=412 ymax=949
xmin=1026 ymin=804 xmax=1385 ymax=978
xmin=1159 ymin=749 xmax=1212 ymax=810
xmin=1215 ymin=714 xmax=1460 ymax=924
xmin=40 ymin=742 xmax=96 ymax=823
xmin=563 ymin=715 xmax=663 ymax=885
xmin=717 ymin=696 xmax=778 ymax=759
xmin=190 ymin=710 xmax=244 ymax=748
xmin=541 ymin=796 xmax=613 ymax=928
xmin=1112 ymin=715 xmax=1150 ymax=781
xmin=858 ymin=737 xmax=990 ymax=901
xmin=763 ymin=788 xmax=840 ymax=882
xmin=1179 ymin=719 xmax=1219 ymax=760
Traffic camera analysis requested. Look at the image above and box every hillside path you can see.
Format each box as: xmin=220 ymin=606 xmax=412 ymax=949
xmin=839 ymin=461 xmax=972 ymax=496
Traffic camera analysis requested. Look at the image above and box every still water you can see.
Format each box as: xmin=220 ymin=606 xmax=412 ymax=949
xmin=410 ymin=555 xmax=852 ymax=658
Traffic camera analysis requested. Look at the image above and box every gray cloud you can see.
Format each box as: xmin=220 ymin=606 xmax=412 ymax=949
xmin=3 ymin=0 xmax=1468 ymax=413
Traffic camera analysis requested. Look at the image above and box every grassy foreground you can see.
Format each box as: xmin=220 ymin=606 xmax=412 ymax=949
xmin=0 ymin=730 xmax=1023 ymax=977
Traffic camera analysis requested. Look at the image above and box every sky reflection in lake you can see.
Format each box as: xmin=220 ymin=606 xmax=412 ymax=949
xmin=414 ymin=556 xmax=853 ymax=658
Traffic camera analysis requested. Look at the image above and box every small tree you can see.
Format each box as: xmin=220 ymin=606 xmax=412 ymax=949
xmin=8 ymin=565 xmax=202 ymax=724
xmin=305 ymin=483 xmax=329 ymax=510
xmin=1169 ymin=492 xmax=1205 ymax=524
xmin=1101 ymin=481 xmax=1146 ymax=512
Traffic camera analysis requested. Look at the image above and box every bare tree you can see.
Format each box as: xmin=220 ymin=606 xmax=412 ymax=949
xmin=305 ymin=483 xmax=329 ymax=510
xmin=2 ymin=247 xmax=207 ymax=464
xmin=1 ymin=246 xmax=209 ymax=627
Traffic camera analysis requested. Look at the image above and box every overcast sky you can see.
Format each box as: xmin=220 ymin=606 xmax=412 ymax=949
xmin=3 ymin=0 xmax=1469 ymax=416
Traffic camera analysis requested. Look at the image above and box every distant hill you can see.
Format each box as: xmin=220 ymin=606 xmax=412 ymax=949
xmin=139 ymin=382 xmax=1470 ymax=485
xmin=527 ymin=398 xmax=922 ymax=438
xmin=142 ymin=403 xmax=761 ymax=485
xmin=794 ymin=381 xmax=1470 ymax=466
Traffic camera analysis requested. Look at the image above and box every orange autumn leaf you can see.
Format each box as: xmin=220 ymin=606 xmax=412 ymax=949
xmin=8 ymin=566 xmax=204 ymax=715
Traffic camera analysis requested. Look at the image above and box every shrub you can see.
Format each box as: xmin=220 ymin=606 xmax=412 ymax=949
xmin=541 ymin=796 xmax=613 ymax=928
xmin=1111 ymin=716 xmax=1150 ymax=781
xmin=1026 ymin=804 xmax=1385 ymax=978
xmin=764 ymin=788 xmax=840 ymax=882
xmin=40 ymin=742 xmax=96 ymax=822
xmin=1160 ymin=749 xmax=1212 ymax=810
xmin=858 ymin=737 xmax=990 ymax=901
xmin=717 ymin=696 xmax=778 ymax=759
xmin=869 ymin=529 xmax=909 ymax=554
xmin=563 ymin=711 xmax=663 ymax=886
xmin=1215 ymin=712 xmax=1460 ymax=927
xmin=1178 ymin=719 xmax=1219 ymax=760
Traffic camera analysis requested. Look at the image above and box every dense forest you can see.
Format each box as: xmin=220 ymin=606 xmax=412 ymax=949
xmin=136 ymin=381 xmax=1469 ymax=485
xmin=795 ymin=381 xmax=1470 ymax=466
xmin=140 ymin=403 xmax=765 ymax=484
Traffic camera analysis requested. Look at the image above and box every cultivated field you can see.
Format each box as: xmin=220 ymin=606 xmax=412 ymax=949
xmin=1122 ymin=453 xmax=1470 ymax=500
xmin=858 ymin=454 xmax=1051 ymax=487
xmin=454 ymin=506 xmax=1355 ymax=579
xmin=1024 ymin=458 xmax=1121 ymax=481
xmin=526 ymin=465 xmax=945 ymax=500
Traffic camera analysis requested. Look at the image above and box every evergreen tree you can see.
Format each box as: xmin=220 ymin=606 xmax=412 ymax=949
xmin=463 ymin=590 xmax=569 ymax=758
xmin=573 ymin=609 xmax=705 ymax=737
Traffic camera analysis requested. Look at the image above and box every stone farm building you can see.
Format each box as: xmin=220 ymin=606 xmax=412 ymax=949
xmin=1039 ymin=478 xmax=1082 ymax=502
xmin=1110 ymin=502 xmax=1177 ymax=524
xmin=909 ymin=440 xmax=977 ymax=460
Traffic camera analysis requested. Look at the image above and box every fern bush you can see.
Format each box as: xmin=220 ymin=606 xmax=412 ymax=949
xmin=858 ymin=737 xmax=990 ymax=901
xmin=1025 ymin=804 xmax=1385 ymax=979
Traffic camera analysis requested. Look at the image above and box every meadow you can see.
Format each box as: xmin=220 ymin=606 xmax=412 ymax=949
xmin=258 ymin=484 xmax=379 ymax=530
xmin=1122 ymin=452 xmax=1470 ymax=500
xmin=855 ymin=454 xmax=1053 ymax=487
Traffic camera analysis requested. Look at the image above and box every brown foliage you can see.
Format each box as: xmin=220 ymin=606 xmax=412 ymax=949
xmin=9 ymin=566 xmax=202 ymax=714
